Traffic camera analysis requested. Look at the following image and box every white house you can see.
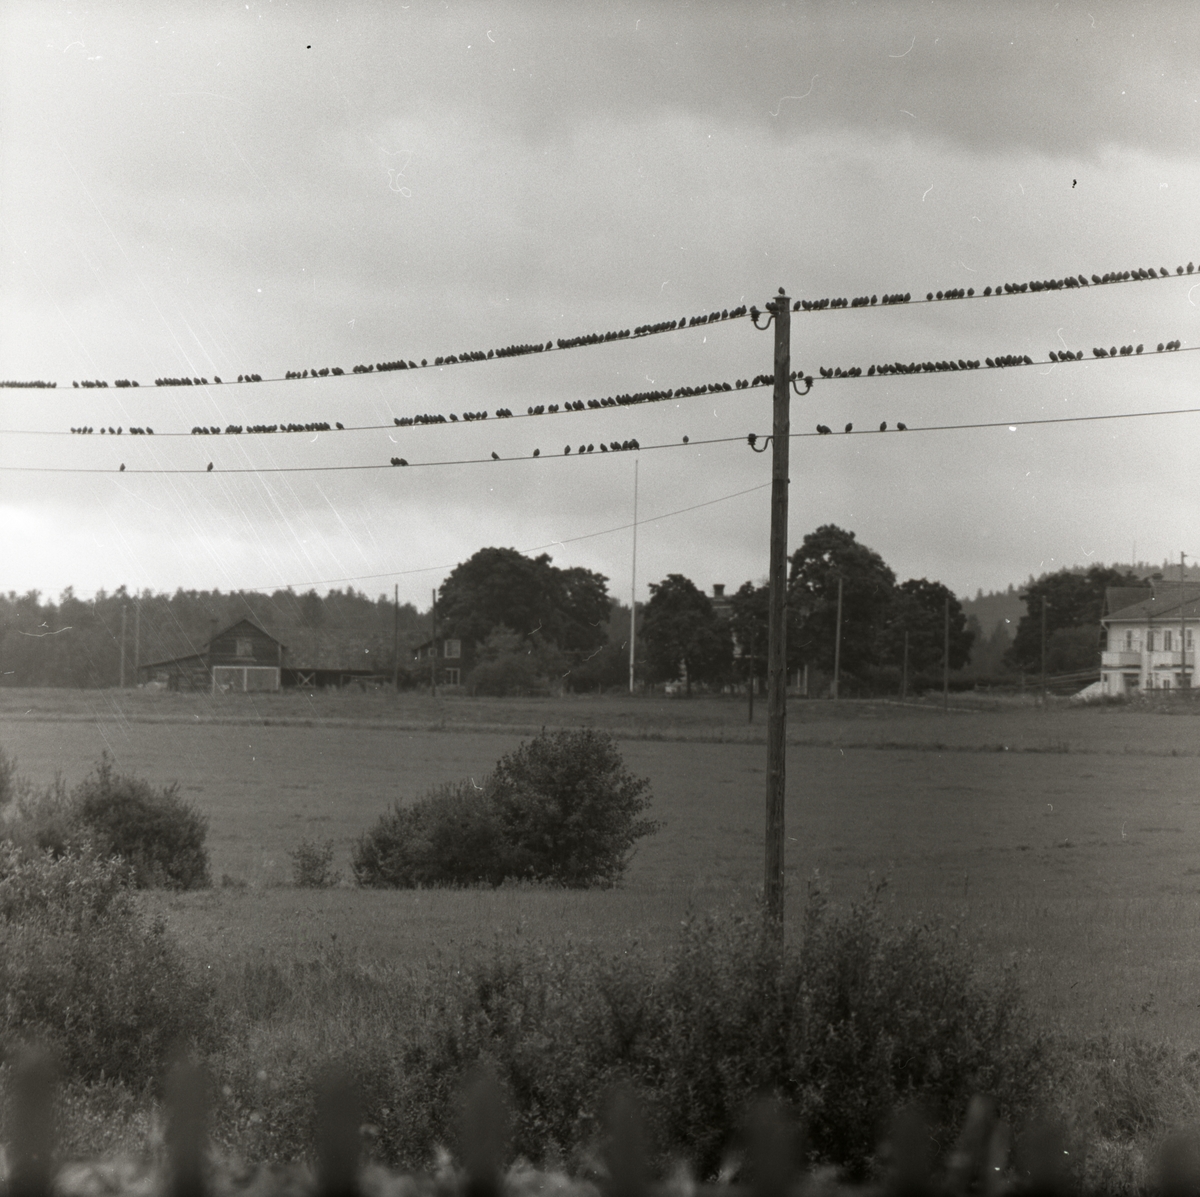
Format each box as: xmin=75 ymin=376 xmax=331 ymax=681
xmin=1100 ymin=582 xmax=1200 ymax=696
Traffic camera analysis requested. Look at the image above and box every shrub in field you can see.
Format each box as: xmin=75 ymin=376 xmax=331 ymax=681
xmin=489 ymin=728 xmax=660 ymax=887
xmin=353 ymin=779 xmax=514 ymax=887
xmin=289 ymin=837 xmax=341 ymax=888
xmin=72 ymin=752 xmax=211 ymax=889
xmin=0 ymin=843 xmax=224 ymax=1087
xmin=353 ymin=729 xmax=659 ymax=888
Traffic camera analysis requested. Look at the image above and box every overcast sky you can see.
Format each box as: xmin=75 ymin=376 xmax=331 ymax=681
xmin=3 ymin=1 xmax=1199 ymax=611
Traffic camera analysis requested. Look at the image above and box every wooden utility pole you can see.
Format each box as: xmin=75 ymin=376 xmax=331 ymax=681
xmin=430 ymin=588 xmax=438 ymax=697
xmin=764 ymin=290 xmax=790 ymax=937
xmin=134 ymin=598 xmax=141 ymax=687
xmin=943 ymin=592 xmax=950 ymax=711
xmin=393 ymin=583 xmax=400 ymax=690
xmin=119 ymin=604 xmax=127 ymax=688
xmin=832 ymin=575 xmax=844 ymax=701
xmin=629 ymin=459 xmax=639 ymax=694
xmin=902 ymin=629 xmax=909 ymax=701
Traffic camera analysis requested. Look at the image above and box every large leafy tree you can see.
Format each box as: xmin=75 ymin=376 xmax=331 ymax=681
xmin=787 ymin=525 xmax=896 ymax=677
xmin=437 ymin=547 xmax=610 ymax=657
xmin=879 ymin=579 xmax=974 ymax=674
xmin=1005 ymin=565 xmax=1141 ymax=671
xmin=642 ymin=574 xmax=732 ymax=694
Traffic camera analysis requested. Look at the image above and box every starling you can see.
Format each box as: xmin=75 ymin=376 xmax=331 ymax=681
xmin=879 ymin=421 xmax=887 ymax=431
xmin=564 ymin=445 xmax=571 ymax=454
xmin=491 ymin=451 xmax=499 ymax=460
xmin=844 ymin=423 xmax=853 ymax=433
xmin=400 ymin=458 xmax=408 ymax=466
xmin=897 ymin=422 xmax=907 ymax=431
xmin=1136 ymin=345 xmax=1143 ymax=354
xmin=600 ymin=444 xmax=608 ymax=452
xmin=579 ymin=445 xmax=585 ymax=454
xmin=587 ymin=444 xmax=594 ymax=453
xmin=1158 ymin=343 xmax=1164 ymax=352
xmin=207 ymin=462 xmax=213 ymax=471
xmin=683 ymin=435 xmax=689 ymax=444
xmin=533 ymin=449 xmax=540 ymax=457
xmin=119 ymin=463 xmax=125 ymax=471
xmin=336 ymin=422 xmax=344 ymax=429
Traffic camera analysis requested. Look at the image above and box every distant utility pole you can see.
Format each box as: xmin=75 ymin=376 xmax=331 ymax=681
xmin=901 ymin=629 xmax=909 ymax=701
xmin=629 ymin=459 xmax=639 ymax=695
xmin=832 ymin=575 xmax=844 ymax=701
xmin=393 ymin=583 xmax=400 ymax=691
xmin=764 ymin=289 xmax=790 ymax=938
xmin=430 ymin=588 xmax=438 ymax=698
xmin=1182 ymin=551 xmax=1189 ymax=690
xmin=943 ymin=593 xmax=950 ymax=711
xmin=134 ymin=598 xmax=141 ymax=687
xmin=120 ymin=605 xmax=127 ymax=689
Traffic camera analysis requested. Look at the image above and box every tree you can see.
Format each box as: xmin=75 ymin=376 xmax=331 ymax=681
xmin=787 ymin=526 xmax=896 ymax=679
xmin=1005 ymin=565 xmax=1141 ymax=671
xmin=642 ymin=574 xmax=732 ymax=694
xmin=437 ymin=548 xmax=610 ymax=657
xmin=879 ymin=579 xmax=974 ymax=676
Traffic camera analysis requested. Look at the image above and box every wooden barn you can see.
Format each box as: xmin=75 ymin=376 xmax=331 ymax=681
xmin=137 ymin=618 xmax=284 ymax=693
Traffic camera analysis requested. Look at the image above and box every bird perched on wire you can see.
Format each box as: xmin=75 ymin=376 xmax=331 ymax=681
xmin=578 ymin=445 xmax=585 ymax=454
xmin=816 ymin=424 xmax=831 ymax=435
xmin=897 ymin=422 xmax=907 ymax=431
xmin=119 ymin=463 xmax=125 ymax=471
xmin=564 ymin=445 xmax=571 ymax=455
xmin=844 ymin=423 xmax=853 ymax=433
xmin=533 ymin=448 xmax=540 ymax=457
xmin=587 ymin=444 xmax=594 ymax=453
xmin=683 ymin=435 xmax=689 ymax=444
xmin=879 ymin=421 xmax=887 ymax=432
xmin=336 ymin=422 xmax=344 ymax=430
xmin=491 ymin=451 xmax=499 ymax=460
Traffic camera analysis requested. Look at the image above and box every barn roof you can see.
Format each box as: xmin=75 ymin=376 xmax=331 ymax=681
xmin=208 ymin=617 xmax=285 ymax=648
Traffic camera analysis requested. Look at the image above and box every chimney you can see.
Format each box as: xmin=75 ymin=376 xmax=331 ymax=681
xmin=713 ymin=584 xmax=725 ymax=598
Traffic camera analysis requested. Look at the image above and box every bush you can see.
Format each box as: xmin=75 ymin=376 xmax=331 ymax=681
xmin=0 ymin=844 xmax=224 ymax=1086
xmin=489 ymin=728 xmax=660 ymax=887
xmin=289 ymin=838 xmax=341 ymax=888
xmin=352 ymin=729 xmax=659 ymax=888
xmin=72 ymin=752 xmax=211 ymax=890
xmin=353 ymin=780 xmax=513 ymax=887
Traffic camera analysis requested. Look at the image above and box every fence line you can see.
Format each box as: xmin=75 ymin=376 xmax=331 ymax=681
xmin=7 ymin=1045 xmax=1195 ymax=1196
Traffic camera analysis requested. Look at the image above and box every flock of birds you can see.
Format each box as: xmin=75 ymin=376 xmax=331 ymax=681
xmin=0 ymin=379 xmax=56 ymax=388
xmin=807 ymin=334 xmax=1186 ymax=381
xmin=811 ymin=422 xmax=907 ymax=436
xmin=784 ymin=261 xmax=1198 ymax=314
xmin=190 ymin=422 xmax=340 ymax=435
xmin=388 ymin=437 xmax=643 ymax=467
xmin=70 ymin=426 xmax=153 ymax=434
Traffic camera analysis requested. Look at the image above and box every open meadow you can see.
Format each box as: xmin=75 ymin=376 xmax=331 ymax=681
xmin=3 ymin=686 xmax=1200 ymax=1052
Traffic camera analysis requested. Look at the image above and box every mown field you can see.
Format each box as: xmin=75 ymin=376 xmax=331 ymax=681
xmin=2 ymin=686 xmax=1200 ymax=1049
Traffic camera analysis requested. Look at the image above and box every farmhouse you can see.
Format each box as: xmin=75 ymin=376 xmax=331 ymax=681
xmin=1100 ymin=581 xmax=1200 ymax=696
xmin=137 ymin=618 xmax=284 ymax=693
xmin=413 ymin=636 xmax=466 ymax=687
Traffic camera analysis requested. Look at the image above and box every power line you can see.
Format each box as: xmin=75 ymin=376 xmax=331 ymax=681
xmin=767 ymin=404 xmax=1200 ymax=441
xmin=4 ymin=336 xmax=1194 ymax=440
xmin=6 ymin=401 xmax=1200 ymax=475
xmin=0 ymin=303 xmax=751 ymax=392
xmin=786 ymin=260 xmax=1199 ymax=314
xmin=241 ymin=482 xmax=774 ymax=592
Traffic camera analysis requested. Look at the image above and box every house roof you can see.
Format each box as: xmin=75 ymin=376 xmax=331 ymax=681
xmin=1104 ymin=583 xmax=1200 ymax=623
xmin=208 ymin=617 xmax=285 ymax=648
xmin=1103 ymin=586 xmax=1153 ymax=617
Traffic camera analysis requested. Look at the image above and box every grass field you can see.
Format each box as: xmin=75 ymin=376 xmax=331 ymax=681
xmin=3 ymin=686 xmax=1200 ymax=1051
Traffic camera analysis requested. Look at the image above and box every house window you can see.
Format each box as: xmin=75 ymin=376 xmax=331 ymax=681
xmin=444 ymin=667 xmax=461 ymax=686
xmin=1147 ymin=631 xmax=1155 ymax=652
xmin=236 ymin=637 xmax=253 ymax=657
xmin=1188 ymin=630 xmax=1194 ymax=649
xmin=1165 ymin=631 xmax=1173 ymax=651
xmin=1125 ymin=631 xmax=1133 ymax=650
xmin=444 ymin=639 xmax=462 ymax=659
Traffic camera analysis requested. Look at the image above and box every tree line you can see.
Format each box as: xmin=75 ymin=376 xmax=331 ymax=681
xmin=0 ymin=533 xmax=1139 ymax=692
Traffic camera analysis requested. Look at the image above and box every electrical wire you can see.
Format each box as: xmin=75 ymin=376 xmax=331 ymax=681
xmin=243 ymin=482 xmax=774 ymax=592
xmin=4 ymin=336 xmax=1194 ymax=439
xmin=5 ymin=402 xmax=1200 ymax=474
xmin=785 ymin=260 xmax=1199 ymax=314
xmin=0 ymin=303 xmax=751 ymax=392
